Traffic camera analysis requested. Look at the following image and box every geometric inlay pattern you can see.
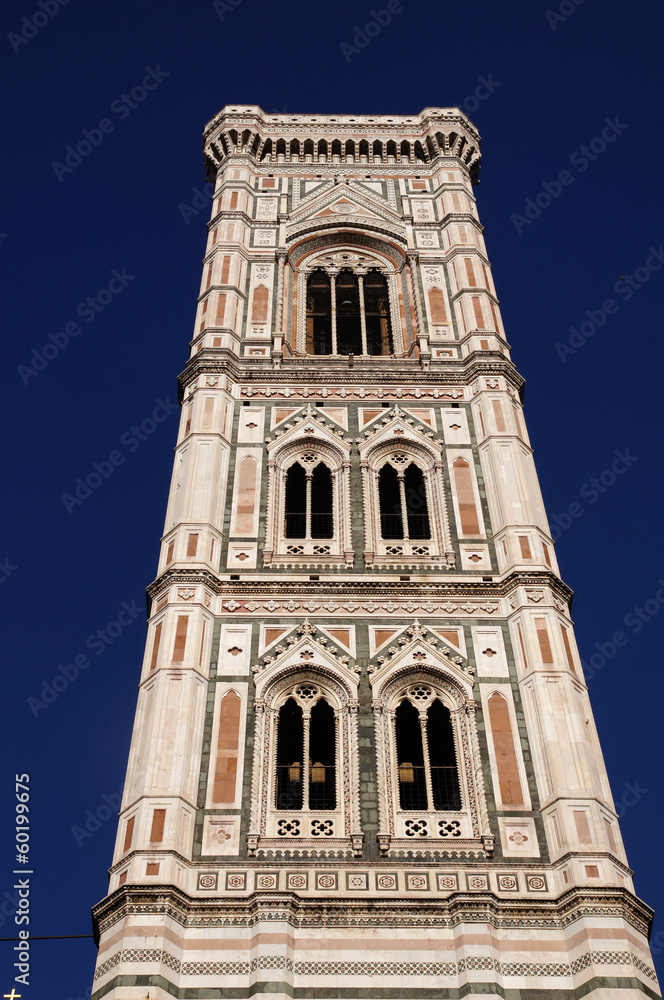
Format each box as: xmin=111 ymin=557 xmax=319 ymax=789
xmin=94 ymin=948 xmax=658 ymax=982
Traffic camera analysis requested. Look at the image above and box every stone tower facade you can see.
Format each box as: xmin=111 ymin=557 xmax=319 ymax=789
xmin=90 ymin=106 xmax=660 ymax=1000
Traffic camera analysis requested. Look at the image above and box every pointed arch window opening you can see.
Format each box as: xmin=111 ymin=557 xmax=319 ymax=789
xmin=275 ymin=695 xmax=337 ymax=811
xmin=305 ymin=266 xmax=393 ymax=356
xmin=395 ymin=695 xmax=462 ymax=813
xmin=284 ymin=460 xmax=333 ymax=539
xmin=378 ymin=462 xmax=431 ymax=541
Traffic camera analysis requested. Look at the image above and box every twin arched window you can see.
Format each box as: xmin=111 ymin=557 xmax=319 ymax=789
xmin=378 ymin=462 xmax=430 ymax=540
xmin=395 ymin=694 xmax=461 ymax=812
xmin=284 ymin=461 xmax=333 ymax=539
xmin=306 ymin=268 xmax=392 ymax=356
xmin=275 ymin=694 xmax=336 ymax=811
xmin=271 ymin=681 xmax=462 ymax=817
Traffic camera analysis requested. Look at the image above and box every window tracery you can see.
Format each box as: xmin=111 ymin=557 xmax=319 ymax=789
xmin=264 ymin=415 xmax=353 ymax=565
xmin=297 ymin=247 xmax=402 ymax=356
xmin=371 ymin=664 xmax=492 ymax=855
xmin=247 ymin=646 xmax=362 ymax=856
xmin=360 ymin=430 xmax=454 ymax=566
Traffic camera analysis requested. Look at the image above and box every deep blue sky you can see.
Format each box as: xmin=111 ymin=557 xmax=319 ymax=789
xmin=2 ymin=0 xmax=663 ymax=995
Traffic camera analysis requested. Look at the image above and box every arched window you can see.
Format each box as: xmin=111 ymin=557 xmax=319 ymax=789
xmin=275 ymin=692 xmax=336 ymax=811
xmin=364 ymin=270 xmax=392 ymax=355
xmin=379 ymin=464 xmax=403 ymax=539
xmin=395 ymin=699 xmax=427 ymax=809
xmin=276 ymin=698 xmax=303 ymax=809
xmin=404 ymin=464 xmax=430 ymax=539
xmin=284 ymin=461 xmax=306 ymax=537
xmin=309 ymin=698 xmax=336 ymax=809
xmin=311 ymin=463 xmax=333 ymax=538
xmin=284 ymin=461 xmax=333 ymax=540
xmin=300 ymin=253 xmax=398 ymax=357
xmin=428 ymin=699 xmax=462 ymax=810
xmin=378 ymin=462 xmax=430 ymax=540
xmin=306 ymin=270 xmax=331 ymax=355
xmin=395 ymin=691 xmax=461 ymax=813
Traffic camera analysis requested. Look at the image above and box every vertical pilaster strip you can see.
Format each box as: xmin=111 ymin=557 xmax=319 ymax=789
xmin=408 ymin=251 xmax=425 ymax=338
xmin=330 ymin=272 xmax=338 ymax=355
xmin=358 ymin=274 xmax=368 ymax=356
xmin=274 ymin=251 xmax=286 ymax=333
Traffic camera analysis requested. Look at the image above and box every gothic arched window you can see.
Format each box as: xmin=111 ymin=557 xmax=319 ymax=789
xmin=311 ymin=463 xmax=333 ymax=538
xmin=378 ymin=464 xmax=403 ymax=539
xmin=284 ymin=460 xmax=333 ymax=539
xmin=275 ymin=690 xmax=337 ymax=812
xmin=428 ymin=699 xmax=462 ymax=810
xmin=378 ymin=462 xmax=430 ymax=541
xmin=395 ymin=691 xmax=461 ymax=813
xmin=395 ymin=699 xmax=427 ymax=809
xmin=302 ymin=257 xmax=397 ymax=357
xmin=404 ymin=463 xmax=430 ymax=539
xmin=276 ymin=698 xmax=304 ymax=809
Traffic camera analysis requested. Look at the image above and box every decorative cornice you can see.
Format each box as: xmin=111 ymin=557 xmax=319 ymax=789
xmin=145 ymin=569 xmax=574 ymax=610
xmin=177 ymin=355 xmax=526 ymax=397
xmin=92 ymin=882 xmax=654 ymax=943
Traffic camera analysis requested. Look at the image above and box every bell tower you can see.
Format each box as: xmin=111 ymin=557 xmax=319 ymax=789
xmin=90 ymin=106 xmax=660 ymax=1000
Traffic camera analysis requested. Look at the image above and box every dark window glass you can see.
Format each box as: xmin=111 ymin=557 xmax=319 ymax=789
xmin=285 ymin=462 xmax=306 ymax=538
xmin=311 ymin=463 xmax=333 ymax=538
xmin=306 ymin=270 xmax=332 ymax=355
xmin=364 ymin=270 xmax=392 ymax=355
xmin=336 ymin=270 xmax=362 ymax=355
xmin=404 ymin=464 xmax=431 ymax=539
xmin=395 ymin=699 xmax=427 ymax=810
xmin=309 ymin=698 xmax=336 ymax=809
xmin=379 ymin=464 xmax=403 ymax=539
xmin=276 ymin=698 xmax=303 ymax=809
xmin=427 ymin=700 xmax=462 ymax=810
